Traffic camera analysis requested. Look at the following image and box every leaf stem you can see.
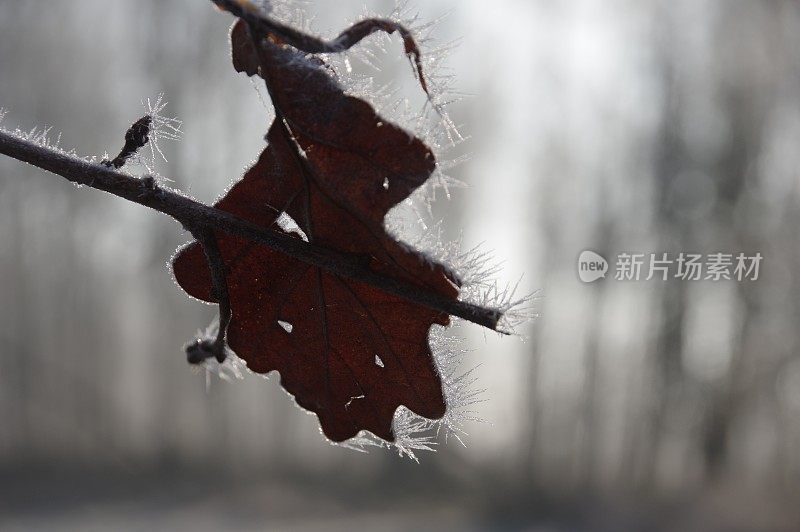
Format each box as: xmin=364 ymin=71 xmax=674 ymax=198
xmin=190 ymin=225 xmax=231 ymax=362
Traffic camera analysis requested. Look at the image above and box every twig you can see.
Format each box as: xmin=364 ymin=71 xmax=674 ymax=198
xmin=0 ymin=129 xmax=504 ymax=332
xmin=211 ymin=0 xmax=432 ymax=96
xmin=185 ymin=225 xmax=231 ymax=364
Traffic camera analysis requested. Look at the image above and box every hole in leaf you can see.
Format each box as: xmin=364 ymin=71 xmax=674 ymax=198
xmin=276 ymin=212 xmax=308 ymax=242
xmin=375 ymin=355 xmax=385 ymax=368
xmin=278 ymin=320 xmax=293 ymax=333
xmin=382 ymin=177 xmax=389 ymax=190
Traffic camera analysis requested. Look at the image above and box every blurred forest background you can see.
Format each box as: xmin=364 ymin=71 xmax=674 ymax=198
xmin=2 ymin=0 xmax=800 ymax=530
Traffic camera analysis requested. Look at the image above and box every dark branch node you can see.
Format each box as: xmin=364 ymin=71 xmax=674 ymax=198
xmin=137 ymin=174 xmax=157 ymax=198
xmin=186 ymin=337 xmax=226 ymax=365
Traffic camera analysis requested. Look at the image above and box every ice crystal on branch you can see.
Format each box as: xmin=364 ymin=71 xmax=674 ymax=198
xmin=142 ymin=94 xmax=182 ymax=165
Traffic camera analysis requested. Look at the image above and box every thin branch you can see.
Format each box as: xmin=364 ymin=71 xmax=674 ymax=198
xmin=185 ymin=225 xmax=231 ymax=364
xmin=0 ymin=129 xmax=504 ymax=332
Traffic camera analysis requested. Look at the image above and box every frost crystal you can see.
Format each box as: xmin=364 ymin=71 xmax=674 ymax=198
xmin=142 ymin=93 xmax=182 ymax=165
xmin=476 ymin=280 xmax=540 ymax=336
xmin=389 ymin=408 xmax=438 ymax=461
xmin=0 ymin=117 xmax=87 ymax=163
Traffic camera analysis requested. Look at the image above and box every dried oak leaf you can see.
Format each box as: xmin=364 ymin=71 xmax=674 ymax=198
xmin=172 ymin=20 xmax=459 ymax=442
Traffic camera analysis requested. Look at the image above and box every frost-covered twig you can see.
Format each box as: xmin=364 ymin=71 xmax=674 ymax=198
xmin=100 ymin=95 xmax=182 ymax=171
xmin=0 ymin=128 xmax=508 ymax=332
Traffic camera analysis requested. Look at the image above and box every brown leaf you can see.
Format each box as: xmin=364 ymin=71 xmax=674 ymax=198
xmin=172 ymin=20 xmax=458 ymax=442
